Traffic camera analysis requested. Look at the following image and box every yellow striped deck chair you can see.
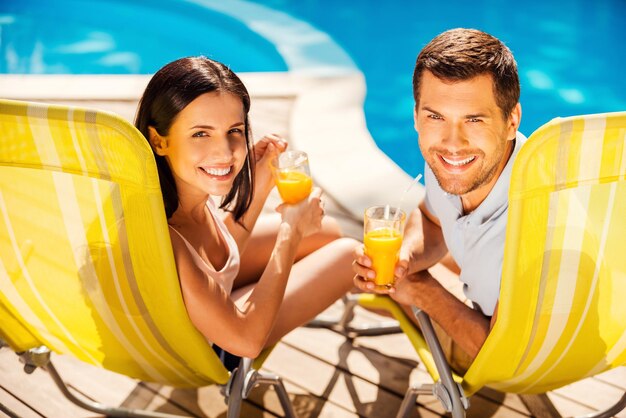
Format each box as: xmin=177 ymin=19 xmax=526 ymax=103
xmin=359 ymin=111 xmax=626 ymax=418
xmin=0 ymin=99 xmax=294 ymax=418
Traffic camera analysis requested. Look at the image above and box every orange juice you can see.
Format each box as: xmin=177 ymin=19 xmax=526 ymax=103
xmin=364 ymin=227 xmax=403 ymax=288
xmin=276 ymin=171 xmax=313 ymax=204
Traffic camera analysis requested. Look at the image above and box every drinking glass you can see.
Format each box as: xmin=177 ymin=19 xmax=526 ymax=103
xmin=363 ymin=205 xmax=406 ymax=289
xmin=271 ymin=150 xmax=313 ymax=204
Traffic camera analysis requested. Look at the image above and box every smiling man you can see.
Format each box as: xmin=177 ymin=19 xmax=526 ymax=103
xmin=353 ymin=28 xmax=524 ymax=373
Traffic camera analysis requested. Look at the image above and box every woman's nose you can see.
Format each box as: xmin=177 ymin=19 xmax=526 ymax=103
xmin=209 ymin=135 xmax=233 ymax=160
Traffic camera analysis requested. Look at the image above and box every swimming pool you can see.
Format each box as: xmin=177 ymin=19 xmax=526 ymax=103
xmin=2 ymin=0 xmax=625 ymax=177
xmin=262 ymin=0 xmax=626 ymax=176
xmin=0 ymin=0 xmax=287 ymax=74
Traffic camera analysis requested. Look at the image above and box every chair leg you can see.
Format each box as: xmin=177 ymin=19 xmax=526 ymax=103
xmin=396 ymin=384 xmax=433 ymax=418
xmin=250 ymin=371 xmax=297 ymax=418
xmin=228 ymin=357 xmax=298 ymax=418
xmin=576 ymin=392 xmax=626 ymax=418
xmin=412 ymin=307 xmax=469 ymax=418
xmin=307 ymin=294 xmax=401 ymax=336
xmin=17 ymin=346 xmax=188 ymax=418
xmin=226 ymin=358 xmax=250 ymax=418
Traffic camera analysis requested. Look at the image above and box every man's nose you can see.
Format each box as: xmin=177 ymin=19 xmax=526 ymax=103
xmin=442 ymin=122 xmax=469 ymax=151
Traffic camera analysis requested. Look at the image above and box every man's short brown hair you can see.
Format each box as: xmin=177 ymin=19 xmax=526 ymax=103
xmin=412 ymin=28 xmax=520 ymax=119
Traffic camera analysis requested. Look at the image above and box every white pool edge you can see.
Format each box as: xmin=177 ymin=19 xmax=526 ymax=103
xmin=0 ymin=72 xmax=423 ymax=218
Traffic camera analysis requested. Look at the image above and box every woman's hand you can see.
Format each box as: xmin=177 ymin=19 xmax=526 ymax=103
xmin=276 ymin=187 xmax=324 ymax=238
xmin=254 ymin=133 xmax=287 ymax=163
xmin=253 ymin=134 xmax=287 ymax=194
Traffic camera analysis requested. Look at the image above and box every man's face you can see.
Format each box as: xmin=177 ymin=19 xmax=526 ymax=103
xmin=415 ymin=71 xmax=520 ymax=198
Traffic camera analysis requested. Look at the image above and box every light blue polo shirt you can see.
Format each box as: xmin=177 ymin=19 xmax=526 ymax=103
xmin=423 ymin=132 xmax=527 ymax=316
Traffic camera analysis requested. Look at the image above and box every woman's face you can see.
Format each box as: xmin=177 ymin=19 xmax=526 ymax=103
xmin=154 ymin=92 xmax=248 ymax=198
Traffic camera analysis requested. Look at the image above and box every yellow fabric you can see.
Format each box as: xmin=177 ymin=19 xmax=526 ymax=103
xmin=359 ymin=112 xmax=626 ymax=398
xmin=466 ymin=111 xmax=626 ymax=395
xmin=0 ymin=99 xmax=236 ymax=386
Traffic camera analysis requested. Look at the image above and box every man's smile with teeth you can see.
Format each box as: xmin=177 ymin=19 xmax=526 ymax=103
xmin=440 ymin=155 xmax=476 ymax=166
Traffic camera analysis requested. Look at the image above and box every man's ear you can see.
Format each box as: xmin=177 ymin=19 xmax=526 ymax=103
xmin=507 ymin=103 xmax=522 ymax=140
xmin=413 ymin=106 xmax=419 ymax=132
xmin=148 ymin=126 xmax=168 ymax=156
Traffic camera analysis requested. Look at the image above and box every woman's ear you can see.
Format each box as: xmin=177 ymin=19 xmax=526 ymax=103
xmin=148 ymin=126 xmax=168 ymax=156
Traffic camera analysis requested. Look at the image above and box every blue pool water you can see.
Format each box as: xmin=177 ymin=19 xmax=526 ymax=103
xmin=2 ymin=0 xmax=625 ymax=177
xmin=0 ymin=0 xmax=287 ymax=74
xmin=261 ymin=0 xmax=626 ymax=176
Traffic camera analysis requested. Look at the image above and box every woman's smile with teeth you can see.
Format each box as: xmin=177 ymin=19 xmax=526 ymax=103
xmin=201 ymin=166 xmax=232 ymax=176
xmin=441 ymin=155 xmax=476 ymax=166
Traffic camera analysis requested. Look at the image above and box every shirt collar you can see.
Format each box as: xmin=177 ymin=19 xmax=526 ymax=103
xmin=446 ymin=132 xmax=527 ymax=225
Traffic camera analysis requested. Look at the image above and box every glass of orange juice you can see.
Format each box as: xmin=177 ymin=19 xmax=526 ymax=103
xmin=271 ymin=150 xmax=313 ymax=204
xmin=364 ymin=205 xmax=406 ymax=290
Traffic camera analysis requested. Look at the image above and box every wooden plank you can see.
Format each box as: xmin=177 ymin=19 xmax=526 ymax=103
xmin=551 ymin=374 xmax=626 ymax=417
xmin=593 ymin=366 xmax=626 ymax=389
xmin=285 ymin=327 xmax=530 ymax=417
xmin=52 ymin=355 xmax=272 ymax=417
xmin=357 ymin=332 xmax=531 ymax=415
xmin=518 ymin=393 xmax=561 ymax=418
xmin=262 ymin=341 xmax=441 ymax=418
xmin=0 ymin=350 xmax=103 ymax=417
xmin=50 ymin=354 xmax=143 ymax=407
xmin=51 ymin=355 xmax=194 ymax=416
xmin=248 ymin=380 xmax=358 ymax=418
xmin=546 ymin=392 xmax=597 ymax=417
xmin=0 ymin=385 xmax=43 ymax=418
xmin=1 ymin=349 xmax=204 ymax=417
xmin=143 ymin=383 xmax=276 ymax=418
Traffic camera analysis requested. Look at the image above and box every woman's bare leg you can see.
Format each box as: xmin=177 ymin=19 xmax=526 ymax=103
xmin=265 ymin=237 xmax=357 ymax=345
xmin=234 ymin=213 xmax=343 ymax=289
xmin=231 ymin=237 xmax=357 ymax=346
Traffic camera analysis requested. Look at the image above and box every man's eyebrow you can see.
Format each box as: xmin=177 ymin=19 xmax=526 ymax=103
xmin=421 ymin=106 xmax=441 ymax=115
xmin=465 ymin=113 xmax=490 ymax=119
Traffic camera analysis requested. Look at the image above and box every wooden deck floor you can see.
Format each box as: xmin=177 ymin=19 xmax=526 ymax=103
xmin=1 ymin=303 xmax=624 ymax=418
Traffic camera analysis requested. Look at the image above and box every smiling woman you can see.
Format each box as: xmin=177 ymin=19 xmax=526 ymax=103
xmin=132 ymin=55 xmax=358 ymax=368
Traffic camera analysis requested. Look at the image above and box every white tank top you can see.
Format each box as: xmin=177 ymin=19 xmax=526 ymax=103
xmin=168 ymin=198 xmax=240 ymax=295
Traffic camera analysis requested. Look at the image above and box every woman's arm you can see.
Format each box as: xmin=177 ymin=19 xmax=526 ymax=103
xmin=176 ymin=188 xmax=323 ymax=358
xmin=223 ymin=134 xmax=286 ymax=254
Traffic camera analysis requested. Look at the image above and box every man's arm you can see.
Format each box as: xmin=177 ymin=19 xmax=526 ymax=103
xmin=391 ymin=270 xmax=496 ymax=360
xmin=399 ymin=201 xmax=449 ymax=276
xmin=394 ymin=204 xmax=495 ymax=360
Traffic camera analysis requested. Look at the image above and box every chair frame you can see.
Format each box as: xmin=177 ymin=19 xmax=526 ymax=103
xmin=394 ymin=308 xmax=626 ymax=418
xmin=307 ymin=294 xmax=402 ymax=336
xmin=2 ymin=339 xmax=296 ymax=418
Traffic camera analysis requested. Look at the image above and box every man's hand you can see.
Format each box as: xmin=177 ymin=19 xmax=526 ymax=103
xmin=352 ymin=243 xmax=410 ymax=293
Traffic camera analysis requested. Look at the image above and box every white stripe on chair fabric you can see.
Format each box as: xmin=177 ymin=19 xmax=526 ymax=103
xmin=499 ymin=115 xmax=616 ymax=391
xmin=0 ymin=186 xmax=98 ymax=363
xmin=53 ymin=172 xmax=168 ymax=381
xmin=519 ymin=182 xmax=617 ymax=392
xmin=0 ymin=192 xmax=74 ymax=354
